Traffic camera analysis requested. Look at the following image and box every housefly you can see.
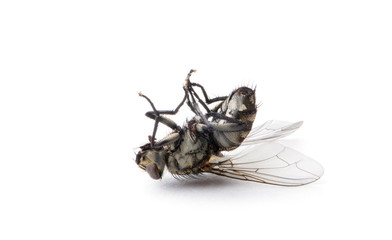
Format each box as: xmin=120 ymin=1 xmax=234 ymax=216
xmin=135 ymin=70 xmax=323 ymax=186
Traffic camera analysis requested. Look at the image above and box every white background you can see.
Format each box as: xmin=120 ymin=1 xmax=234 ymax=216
xmin=1 ymin=1 xmax=391 ymax=239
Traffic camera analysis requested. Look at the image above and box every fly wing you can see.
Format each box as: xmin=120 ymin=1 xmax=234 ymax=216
xmin=242 ymin=120 xmax=303 ymax=145
xmin=205 ymin=142 xmax=323 ymax=186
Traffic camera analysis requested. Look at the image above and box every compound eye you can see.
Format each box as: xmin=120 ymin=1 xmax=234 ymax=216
xmin=135 ymin=152 xmax=142 ymax=165
xmin=146 ymin=163 xmax=162 ymax=180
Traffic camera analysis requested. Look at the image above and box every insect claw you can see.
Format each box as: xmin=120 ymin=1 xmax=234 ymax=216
xmin=148 ymin=135 xmax=156 ymax=142
xmin=185 ymin=69 xmax=197 ymax=88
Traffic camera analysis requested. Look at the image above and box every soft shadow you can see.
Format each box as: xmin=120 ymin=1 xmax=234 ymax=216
xmin=152 ymin=174 xmax=282 ymax=202
xmin=158 ymin=174 xmax=244 ymax=190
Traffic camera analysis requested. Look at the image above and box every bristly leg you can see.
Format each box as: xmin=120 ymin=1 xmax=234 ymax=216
xmin=183 ymin=69 xmax=246 ymax=130
xmin=138 ymin=69 xmax=243 ymax=147
xmin=184 ymin=70 xmax=227 ymax=126
xmin=184 ymin=70 xmax=227 ymax=113
xmin=138 ymin=90 xmax=188 ymax=147
xmin=191 ymin=82 xmax=227 ymax=104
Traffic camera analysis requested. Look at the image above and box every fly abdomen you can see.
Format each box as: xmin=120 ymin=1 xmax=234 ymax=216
xmin=220 ymin=87 xmax=257 ymax=124
xmin=212 ymin=87 xmax=257 ymax=151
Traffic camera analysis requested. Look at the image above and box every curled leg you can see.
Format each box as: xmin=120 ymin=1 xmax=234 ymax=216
xmin=184 ymin=69 xmax=227 ymax=105
xmin=139 ymin=90 xmax=187 ymax=147
xmin=183 ymin=70 xmax=229 ymax=126
xmin=191 ymin=82 xmax=227 ymax=105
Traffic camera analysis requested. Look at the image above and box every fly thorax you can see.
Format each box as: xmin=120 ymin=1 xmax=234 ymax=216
xmin=167 ymin=129 xmax=209 ymax=173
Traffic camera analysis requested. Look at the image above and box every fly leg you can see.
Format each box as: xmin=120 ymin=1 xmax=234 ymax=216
xmin=183 ymin=70 xmax=229 ymax=121
xmin=188 ymin=85 xmax=225 ymax=114
xmin=139 ymin=90 xmax=187 ymax=147
xmin=191 ymin=82 xmax=227 ymax=105
xmin=187 ymin=85 xmax=238 ymax=124
xmin=183 ymin=69 xmax=225 ymax=129
xmin=183 ymin=70 xmax=212 ymax=125
xmin=186 ymin=76 xmax=226 ymax=113
xmin=185 ymin=86 xmax=213 ymax=128
xmin=184 ymin=69 xmax=227 ymax=105
xmin=191 ymin=83 xmax=227 ymax=115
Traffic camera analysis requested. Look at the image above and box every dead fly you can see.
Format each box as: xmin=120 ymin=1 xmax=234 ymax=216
xmin=135 ymin=70 xmax=323 ymax=186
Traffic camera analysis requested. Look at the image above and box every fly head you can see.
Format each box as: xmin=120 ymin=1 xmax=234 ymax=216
xmin=136 ymin=146 xmax=167 ymax=180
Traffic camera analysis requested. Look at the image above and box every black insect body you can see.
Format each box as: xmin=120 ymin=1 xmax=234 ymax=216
xmin=136 ymin=70 xmax=323 ymax=186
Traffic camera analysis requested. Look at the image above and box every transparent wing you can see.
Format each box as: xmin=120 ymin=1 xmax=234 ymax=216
xmin=242 ymin=120 xmax=303 ymax=145
xmin=205 ymin=142 xmax=323 ymax=186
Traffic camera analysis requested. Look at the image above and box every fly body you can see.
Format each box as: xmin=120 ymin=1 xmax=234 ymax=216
xmin=136 ymin=70 xmax=324 ymax=186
